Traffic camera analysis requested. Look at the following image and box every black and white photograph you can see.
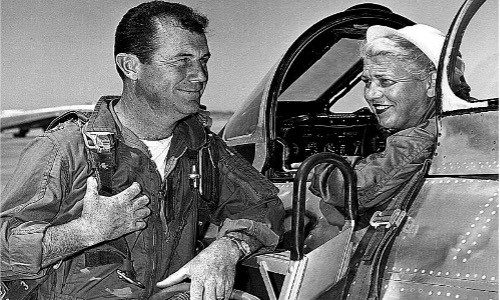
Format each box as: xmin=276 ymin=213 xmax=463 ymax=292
xmin=1 ymin=0 xmax=498 ymax=299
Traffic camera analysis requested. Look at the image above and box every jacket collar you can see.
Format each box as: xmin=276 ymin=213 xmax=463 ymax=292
xmin=86 ymin=95 xmax=120 ymax=134
xmin=86 ymin=96 xmax=208 ymax=156
xmin=169 ymin=114 xmax=208 ymax=157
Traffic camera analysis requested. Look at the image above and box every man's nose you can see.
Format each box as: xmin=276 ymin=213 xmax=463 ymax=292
xmin=188 ymin=61 xmax=208 ymax=83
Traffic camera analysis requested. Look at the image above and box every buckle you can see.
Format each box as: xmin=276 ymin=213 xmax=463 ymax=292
xmin=116 ymin=258 xmax=145 ymax=289
xmin=369 ymin=209 xmax=406 ymax=229
xmin=116 ymin=269 xmax=145 ymax=289
xmin=189 ymin=164 xmax=200 ymax=190
xmin=83 ymin=130 xmax=114 ymax=153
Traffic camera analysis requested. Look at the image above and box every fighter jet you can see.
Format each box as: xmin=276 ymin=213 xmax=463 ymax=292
xmin=218 ymin=0 xmax=498 ymax=299
xmin=1 ymin=0 xmax=497 ymax=299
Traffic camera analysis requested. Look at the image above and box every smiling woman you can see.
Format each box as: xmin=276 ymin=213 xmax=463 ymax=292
xmin=360 ymin=25 xmax=440 ymax=131
xmin=310 ymin=22 xmax=444 ymax=228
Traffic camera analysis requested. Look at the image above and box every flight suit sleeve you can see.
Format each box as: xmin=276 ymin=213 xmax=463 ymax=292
xmin=0 ymin=128 xmax=84 ymax=278
xmin=354 ymin=122 xmax=436 ymax=208
xmin=312 ymin=121 xmax=437 ymax=211
xmin=209 ymin=136 xmax=285 ymax=251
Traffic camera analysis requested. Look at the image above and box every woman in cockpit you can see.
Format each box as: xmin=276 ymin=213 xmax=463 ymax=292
xmin=308 ymin=24 xmax=470 ymax=241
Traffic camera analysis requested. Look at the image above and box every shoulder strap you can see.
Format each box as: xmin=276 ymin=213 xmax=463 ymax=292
xmin=341 ymin=159 xmax=431 ymax=300
xmin=81 ymin=123 xmax=144 ymax=289
xmin=48 ymin=110 xmax=116 ymax=198
xmin=81 ymin=123 xmax=116 ymax=196
xmin=190 ymin=132 xmax=221 ymax=249
xmin=200 ymin=132 xmax=220 ymax=210
xmin=46 ymin=110 xmax=90 ymax=131
xmin=47 ymin=110 xmax=114 ymax=192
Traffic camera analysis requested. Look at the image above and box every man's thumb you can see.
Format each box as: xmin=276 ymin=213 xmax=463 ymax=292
xmin=156 ymin=266 xmax=188 ymax=288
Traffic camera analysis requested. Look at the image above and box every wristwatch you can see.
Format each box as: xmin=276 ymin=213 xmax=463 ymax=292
xmin=221 ymin=233 xmax=252 ymax=258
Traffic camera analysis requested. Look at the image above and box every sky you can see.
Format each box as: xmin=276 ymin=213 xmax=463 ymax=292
xmin=1 ymin=0 xmax=498 ymax=112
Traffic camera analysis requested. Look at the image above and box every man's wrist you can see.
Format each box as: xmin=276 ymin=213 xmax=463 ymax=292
xmin=220 ymin=233 xmax=252 ymax=259
xmin=42 ymin=218 xmax=100 ymax=267
xmin=69 ymin=217 xmax=102 ymax=247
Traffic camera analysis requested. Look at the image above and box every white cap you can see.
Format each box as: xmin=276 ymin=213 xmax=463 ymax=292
xmin=366 ymin=24 xmax=445 ymax=68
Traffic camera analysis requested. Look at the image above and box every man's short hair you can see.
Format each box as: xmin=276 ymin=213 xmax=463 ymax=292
xmin=114 ymin=1 xmax=209 ymax=79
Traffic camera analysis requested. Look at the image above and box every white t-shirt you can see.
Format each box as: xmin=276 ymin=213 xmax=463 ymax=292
xmin=141 ymin=136 xmax=173 ymax=180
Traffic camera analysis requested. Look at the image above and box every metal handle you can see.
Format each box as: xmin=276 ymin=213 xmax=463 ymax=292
xmin=290 ymin=152 xmax=357 ymax=261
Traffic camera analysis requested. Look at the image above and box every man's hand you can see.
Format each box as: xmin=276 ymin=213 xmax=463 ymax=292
xmin=80 ymin=176 xmax=151 ymax=244
xmin=41 ymin=177 xmax=151 ymax=266
xmin=156 ymin=238 xmax=241 ymax=300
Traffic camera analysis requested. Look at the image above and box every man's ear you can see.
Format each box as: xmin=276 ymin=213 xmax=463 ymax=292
xmin=115 ymin=53 xmax=140 ymax=81
xmin=426 ymin=71 xmax=437 ymax=98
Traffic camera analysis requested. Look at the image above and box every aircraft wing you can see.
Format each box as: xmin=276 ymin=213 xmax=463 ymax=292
xmin=1 ymin=105 xmax=94 ymax=136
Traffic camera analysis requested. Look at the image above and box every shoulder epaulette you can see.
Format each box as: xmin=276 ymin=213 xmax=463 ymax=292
xmin=46 ymin=111 xmax=91 ymax=131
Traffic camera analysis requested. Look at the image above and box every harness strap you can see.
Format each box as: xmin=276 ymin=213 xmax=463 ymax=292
xmin=160 ymin=133 xmax=222 ymax=279
xmin=201 ymin=133 xmax=220 ymax=208
xmin=160 ymin=149 xmax=200 ymax=279
xmin=82 ymin=127 xmax=115 ymax=195
xmin=342 ymin=160 xmax=431 ymax=300
xmin=81 ymin=125 xmax=144 ymax=289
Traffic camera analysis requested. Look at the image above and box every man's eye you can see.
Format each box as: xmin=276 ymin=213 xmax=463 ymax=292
xmin=200 ymin=57 xmax=209 ymax=65
xmin=166 ymin=58 xmax=190 ymax=67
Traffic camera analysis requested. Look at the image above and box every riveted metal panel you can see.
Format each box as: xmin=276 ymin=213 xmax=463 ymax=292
xmin=381 ymin=178 xmax=498 ymax=299
xmin=381 ymin=280 xmax=498 ymax=300
xmin=430 ymin=111 xmax=498 ymax=176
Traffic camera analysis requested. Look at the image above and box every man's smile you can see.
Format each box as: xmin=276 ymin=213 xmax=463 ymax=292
xmin=178 ymin=88 xmax=202 ymax=99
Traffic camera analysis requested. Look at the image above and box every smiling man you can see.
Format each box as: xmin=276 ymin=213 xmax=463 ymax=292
xmin=0 ymin=2 xmax=284 ymax=299
xmin=114 ymin=18 xmax=212 ymax=141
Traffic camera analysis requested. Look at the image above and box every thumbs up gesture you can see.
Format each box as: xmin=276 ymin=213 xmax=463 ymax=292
xmin=80 ymin=177 xmax=151 ymax=244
